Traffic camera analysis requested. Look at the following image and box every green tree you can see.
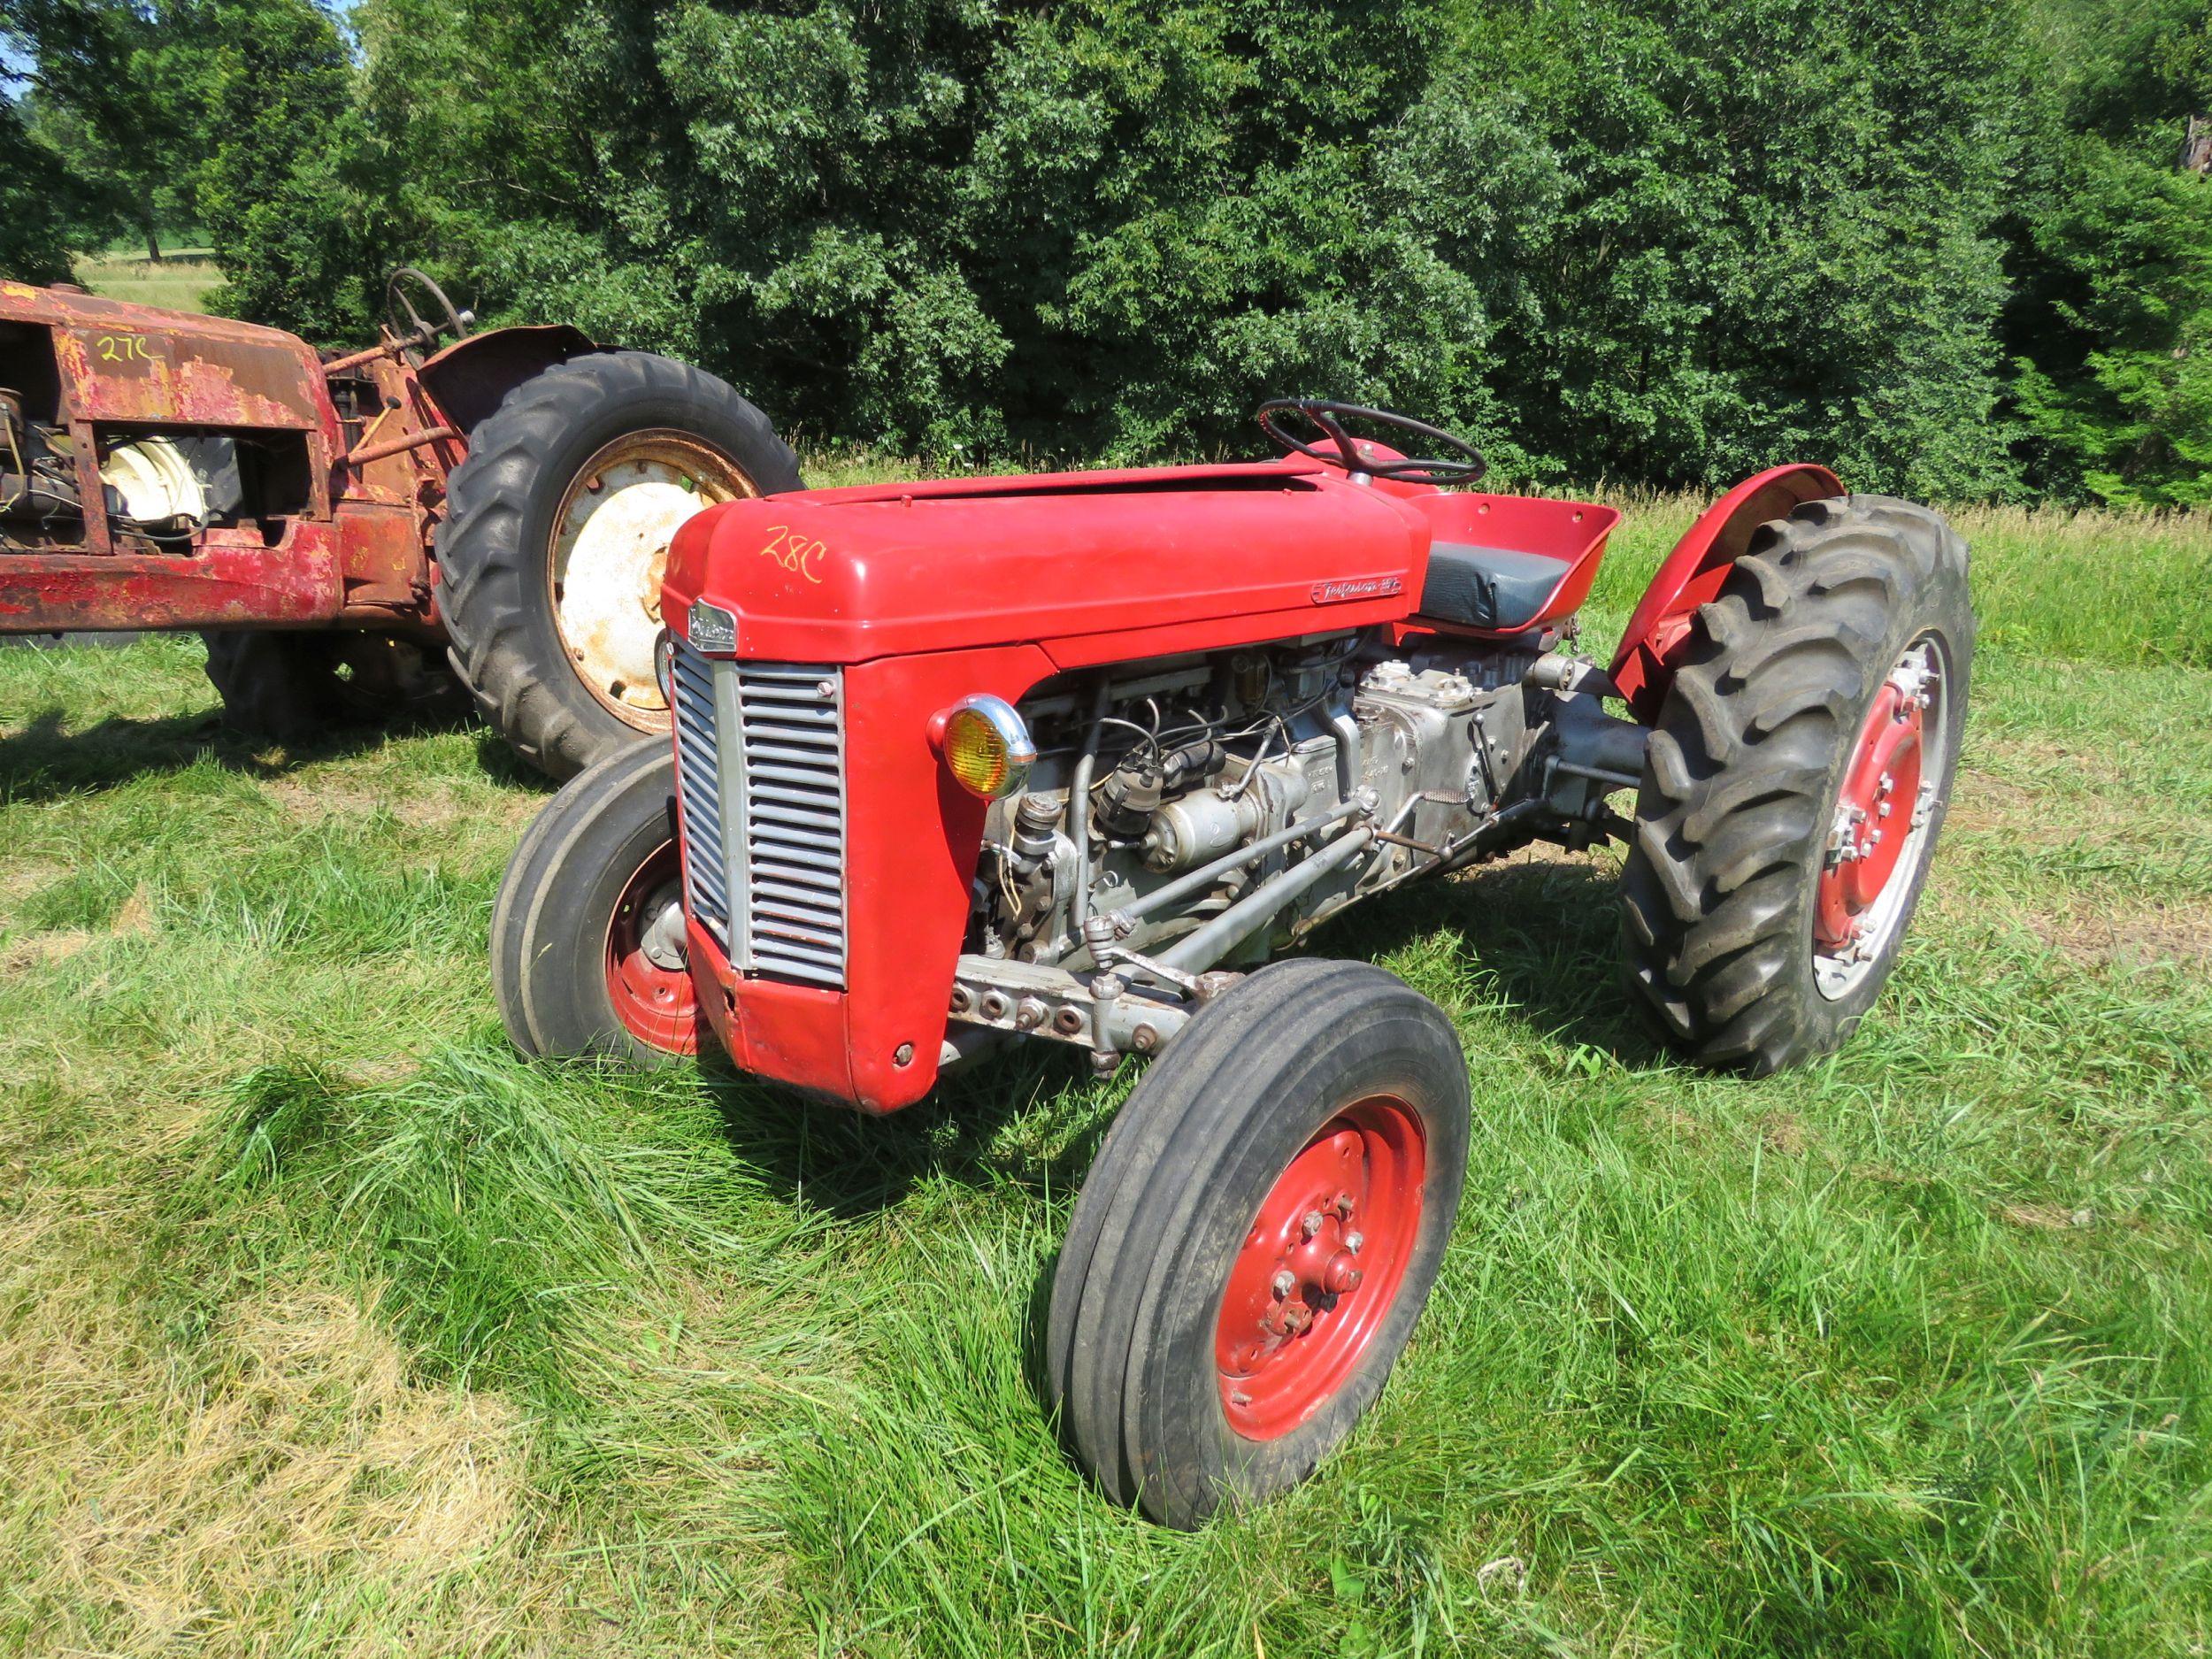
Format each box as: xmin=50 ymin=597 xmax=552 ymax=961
xmin=2005 ymin=0 xmax=2212 ymax=504
xmin=173 ymin=0 xmax=2048 ymax=493
xmin=196 ymin=0 xmax=379 ymax=342
xmin=2 ymin=0 xmax=216 ymax=262
xmin=0 ymin=91 xmax=99 ymax=281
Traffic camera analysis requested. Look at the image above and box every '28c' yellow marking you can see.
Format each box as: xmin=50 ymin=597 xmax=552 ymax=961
xmin=757 ymin=524 xmax=828 ymax=582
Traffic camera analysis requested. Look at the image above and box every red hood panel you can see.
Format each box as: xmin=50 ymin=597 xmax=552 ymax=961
xmin=663 ymin=464 xmax=1431 ymax=664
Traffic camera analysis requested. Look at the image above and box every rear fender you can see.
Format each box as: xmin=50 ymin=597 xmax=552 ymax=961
xmin=411 ymin=324 xmax=597 ymax=435
xmin=1609 ymin=465 xmax=1843 ymax=725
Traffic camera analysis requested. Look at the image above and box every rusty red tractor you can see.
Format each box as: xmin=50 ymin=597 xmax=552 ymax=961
xmin=494 ymin=399 xmax=1973 ymax=1525
xmin=0 ymin=270 xmax=795 ymax=775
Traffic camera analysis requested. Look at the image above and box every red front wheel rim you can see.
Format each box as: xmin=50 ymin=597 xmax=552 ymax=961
xmin=603 ymin=841 xmax=698 ymax=1053
xmin=1215 ymin=1094 xmax=1426 ymax=1442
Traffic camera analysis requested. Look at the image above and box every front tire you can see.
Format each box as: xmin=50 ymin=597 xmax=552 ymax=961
xmin=492 ymin=737 xmax=699 ymax=1066
xmin=437 ymin=351 xmax=800 ymax=780
xmin=1048 ymin=960 xmax=1471 ymax=1527
xmin=1619 ymin=495 xmax=1973 ymax=1074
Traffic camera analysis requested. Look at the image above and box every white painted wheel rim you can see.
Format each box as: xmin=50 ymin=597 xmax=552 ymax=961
xmin=549 ymin=432 xmax=752 ymax=728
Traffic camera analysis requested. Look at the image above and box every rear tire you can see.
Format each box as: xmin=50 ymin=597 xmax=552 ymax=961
xmin=437 ymin=351 xmax=799 ymax=780
xmin=1618 ymin=495 xmax=1972 ymax=1074
xmin=1048 ymin=959 xmax=1471 ymax=1527
xmin=203 ymin=631 xmax=461 ymax=743
xmin=492 ymin=737 xmax=699 ymax=1067
xmin=202 ymin=631 xmax=340 ymax=744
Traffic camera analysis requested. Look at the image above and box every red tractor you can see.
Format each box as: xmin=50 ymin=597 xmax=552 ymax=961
xmin=494 ymin=400 xmax=1972 ymax=1525
xmin=0 ymin=270 xmax=795 ymax=775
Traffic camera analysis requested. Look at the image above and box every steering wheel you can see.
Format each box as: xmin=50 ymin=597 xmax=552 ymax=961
xmin=1256 ymin=397 xmax=1486 ymax=486
xmin=385 ymin=267 xmax=473 ymax=352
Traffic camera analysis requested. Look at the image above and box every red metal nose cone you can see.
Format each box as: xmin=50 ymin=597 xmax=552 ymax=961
xmin=1322 ymin=1251 xmax=1363 ymax=1294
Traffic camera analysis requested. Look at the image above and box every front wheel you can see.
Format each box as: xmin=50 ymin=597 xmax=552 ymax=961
xmin=1047 ymin=959 xmax=1471 ymax=1527
xmin=437 ymin=351 xmax=800 ymax=780
xmin=492 ymin=737 xmax=699 ymax=1066
xmin=1619 ymin=494 xmax=1973 ymax=1074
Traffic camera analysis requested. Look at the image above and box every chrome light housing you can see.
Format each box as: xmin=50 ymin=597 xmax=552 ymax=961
xmin=933 ymin=694 xmax=1035 ymax=799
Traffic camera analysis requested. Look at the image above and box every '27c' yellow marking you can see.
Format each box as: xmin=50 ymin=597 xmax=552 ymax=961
xmin=95 ymin=334 xmax=159 ymax=365
xmin=757 ymin=525 xmax=828 ymax=583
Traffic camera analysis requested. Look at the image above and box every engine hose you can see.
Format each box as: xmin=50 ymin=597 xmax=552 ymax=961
xmin=1065 ymin=677 xmax=1111 ymax=936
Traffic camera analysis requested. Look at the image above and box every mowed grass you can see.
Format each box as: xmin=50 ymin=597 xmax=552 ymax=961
xmin=72 ymin=248 xmax=220 ymax=316
xmin=2 ymin=493 xmax=2208 ymax=1657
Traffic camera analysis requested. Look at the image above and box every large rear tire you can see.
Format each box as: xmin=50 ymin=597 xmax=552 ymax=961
xmin=203 ymin=631 xmax=462 ymax=743
xmin=1618 ymin=495 xmax=1973 ymax=1074
xmin=1048 ymin=959 xmax=1471 ymax=1528
xmin=437 ymin=352 xmax=799 ymax=780
xmin=492 ymin=737 xmax=699 ymax=1067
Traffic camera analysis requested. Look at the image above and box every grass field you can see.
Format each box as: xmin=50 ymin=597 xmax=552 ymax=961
xmin=72 ymin=246 xmax=221 ymax=315
xmin=2 ymin=492 xmax=2208 ymax=1656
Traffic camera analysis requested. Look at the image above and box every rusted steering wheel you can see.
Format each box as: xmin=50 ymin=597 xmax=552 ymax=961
xmin=1257 ymin=397 xmax=1486 ymax=487
xmin=385 ymin=267 xmax=473 ymax=353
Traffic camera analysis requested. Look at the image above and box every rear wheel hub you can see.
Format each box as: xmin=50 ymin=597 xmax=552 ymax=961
xmin=1815 ymin=639 xmax=1945 ymax=997
xmin=550 ymin=431 xmax=753 ymax=729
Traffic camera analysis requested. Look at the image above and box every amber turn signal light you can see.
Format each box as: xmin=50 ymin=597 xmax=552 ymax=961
xmin=933 ymin=695 xmax=1035 ymax=799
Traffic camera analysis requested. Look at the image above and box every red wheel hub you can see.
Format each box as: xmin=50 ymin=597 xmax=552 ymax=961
xmin=1816 ymin=675 xmax=1927 ymax=953
xmin=1215 ymin=1095 xmax=1425 ymax=1441
xmin=604 ymin=842 xmax=698 ymax=1053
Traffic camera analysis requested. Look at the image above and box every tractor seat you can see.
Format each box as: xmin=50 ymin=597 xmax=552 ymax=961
xmin=1416 ymin=541 xmax=1571 ymax=632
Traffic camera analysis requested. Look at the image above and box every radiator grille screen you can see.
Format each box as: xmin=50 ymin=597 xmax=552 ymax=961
xmin=668 ymin=641 xmax=848 ymax=987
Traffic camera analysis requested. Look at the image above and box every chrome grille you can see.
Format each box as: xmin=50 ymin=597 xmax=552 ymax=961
xmin=669 ymin=641 xmax=731 ymax=949
xmin=666 ymin=641 xmax=848 ymax=988
xmin=733 ymin=664 xmax=848 ymax=986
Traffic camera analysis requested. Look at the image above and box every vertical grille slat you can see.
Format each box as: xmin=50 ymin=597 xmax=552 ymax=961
xmin=668 ymin=640 xmax=848 ymax=988
xmin=669 ymin=645 xmax=730 ymax=950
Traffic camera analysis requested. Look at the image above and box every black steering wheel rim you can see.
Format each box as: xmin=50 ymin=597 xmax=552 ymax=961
xmin=1256 ymin=397 xmax=1486 ymax=486
xmin=385 ymin=266 xmax=472 ymax=353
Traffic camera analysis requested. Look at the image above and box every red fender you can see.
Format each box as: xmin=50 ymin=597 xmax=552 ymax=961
xmin=1609 ymin=464 xmax=1844 ymax=725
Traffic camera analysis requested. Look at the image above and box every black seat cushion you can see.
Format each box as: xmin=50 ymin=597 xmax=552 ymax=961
xmin=1417 ymin=541 xmax=1571 ymax=631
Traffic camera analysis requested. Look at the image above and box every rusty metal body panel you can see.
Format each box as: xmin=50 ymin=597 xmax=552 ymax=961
xmin=0 ymin=279 xmax=578 ymax=639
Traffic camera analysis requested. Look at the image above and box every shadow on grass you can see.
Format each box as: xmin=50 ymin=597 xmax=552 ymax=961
xmin=0 ymin=698 xmax=495 ymax=805
xmin=1319 ymin=854 xmax=1667 ymax=1069
xmin=694 ymin=1036 xmax=1109 ymax=1224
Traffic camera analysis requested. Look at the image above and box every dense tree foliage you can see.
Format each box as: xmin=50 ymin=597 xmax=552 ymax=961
xmin=2004 ymin=0 xmax=2212 ymax=503
xmin=4 ymin=0 xmax=2211 ymax=503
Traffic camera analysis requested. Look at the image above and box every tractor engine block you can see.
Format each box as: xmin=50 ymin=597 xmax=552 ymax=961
xmin=970 ymin=632 xmax=1571 ymax=972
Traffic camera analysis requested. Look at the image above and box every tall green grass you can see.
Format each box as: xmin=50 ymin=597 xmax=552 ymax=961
xmin=2 ymin=501 xmax=2208 ymax=1655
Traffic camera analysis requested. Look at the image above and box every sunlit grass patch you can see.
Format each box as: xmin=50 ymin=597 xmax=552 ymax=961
xmin=3 ymin=503 xmax=2209 ymax=1654
xmin=73 ymin=250 xmax=221 ymax=317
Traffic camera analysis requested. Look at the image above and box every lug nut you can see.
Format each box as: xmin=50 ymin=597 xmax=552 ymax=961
xmin=1014 ymin=997 xmax=1047 ymax=1031
xmin=1281 ymin=1304 xmax=1313 ymax=1334
xmin=1333 ymin=1193 xmax=1354 ymax=1219
xmin=1271 ymin=1270 xmax=1295 ymax=1298
xmin=1301 ymin=1210 xmax=1325 ymax=1240
xmin=893 ymin=1042 xmax=914 ymax=1066
xmin=1344 ymin=1231 xmax=1363 ymax=1255
xmin=1131 ymin=1023 xmax=1159 ymax=1053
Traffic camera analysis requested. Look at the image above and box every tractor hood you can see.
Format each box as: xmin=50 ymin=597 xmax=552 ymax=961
xmin=661 ymin=462 xmax=1432 ymax=669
